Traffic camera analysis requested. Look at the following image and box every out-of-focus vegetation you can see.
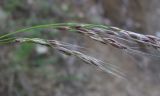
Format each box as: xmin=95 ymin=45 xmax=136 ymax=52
xmin=1 ymin=0 xmax=160 ymax=96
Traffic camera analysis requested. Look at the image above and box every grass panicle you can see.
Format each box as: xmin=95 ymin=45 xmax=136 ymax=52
xmin=1 ymin=23 xmax=160 ymax=78
xmin=15 ymin=37 xmax=126 ymax=79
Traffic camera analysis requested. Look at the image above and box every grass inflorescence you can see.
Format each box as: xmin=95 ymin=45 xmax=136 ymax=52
xmin=1 ymin=23 xmax=160 ymax=79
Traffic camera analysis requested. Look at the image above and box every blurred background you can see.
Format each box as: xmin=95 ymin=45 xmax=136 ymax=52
xmin=1 ymin=0 xmax=160 ymax=96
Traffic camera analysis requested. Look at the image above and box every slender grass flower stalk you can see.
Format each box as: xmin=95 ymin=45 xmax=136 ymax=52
xmin=15 ymin=37 xmax=126 ymax=79
xmin=1 ymin=23 xmax=160 ymax=78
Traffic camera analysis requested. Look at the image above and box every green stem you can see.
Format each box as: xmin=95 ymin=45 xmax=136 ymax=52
xmin=0 ymin=40 xmax=16 ymax=44
xmin=0 ymin=37 xmax=16 ymax=42
xmin=0 ymin=23 xmax=110 ymax=40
